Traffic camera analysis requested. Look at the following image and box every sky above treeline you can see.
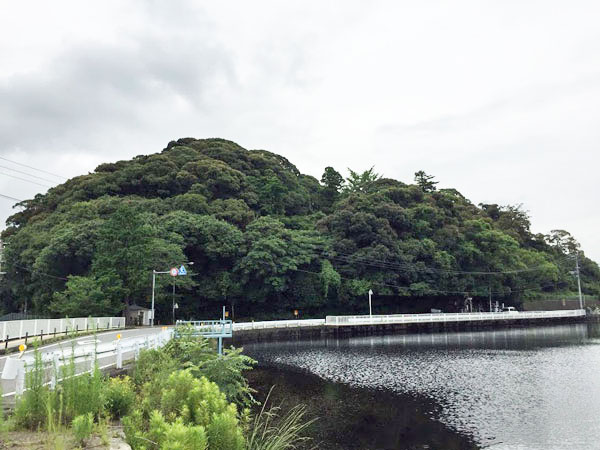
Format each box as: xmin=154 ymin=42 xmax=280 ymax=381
xmin=0 ymin=1 xmax=598 ymax=262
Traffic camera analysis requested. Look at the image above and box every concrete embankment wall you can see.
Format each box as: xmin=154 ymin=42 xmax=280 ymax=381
xmin=230 ymin=316 xmax=587 ymax=346
xmin=522 ymin=298 xmax=600 ymax=311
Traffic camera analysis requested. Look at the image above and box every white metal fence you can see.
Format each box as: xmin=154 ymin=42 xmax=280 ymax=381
xmin=1 ymin=328 xmax=172 ymax=397
xmin=0 ymin=317 xmax=126 ymax=342
xmin=325 ymin=309 xmax=586 ymax=326
xmin=233 ymin=319 xmax=325 ymax=331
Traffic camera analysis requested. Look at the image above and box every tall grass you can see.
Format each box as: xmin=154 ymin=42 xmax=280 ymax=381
xmin=246 ymin=388 xmax=316 ymax=450
xmin=13 ymin=345 xmax=47 ymax=428
xmin=0 ymin=385 xmax=5 ymax=432
xmin=55 ymin=342 xmax=105 ymax=422
xmin=13 ymin=340 xmax=106 ymax=431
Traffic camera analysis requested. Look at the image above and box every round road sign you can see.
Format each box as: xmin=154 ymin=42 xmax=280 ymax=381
xmin=170 ymin=267 xmax=179 ymax=277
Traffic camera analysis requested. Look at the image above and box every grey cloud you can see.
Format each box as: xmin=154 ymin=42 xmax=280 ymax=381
xmin=0 ymin=27 xmax=234 ymax=155
xmin=377 ymin=73 xmax=600 ymax=135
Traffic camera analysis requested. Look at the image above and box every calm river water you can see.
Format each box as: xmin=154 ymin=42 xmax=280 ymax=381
xmin=244 ymin=323 xmax=600 ymax=450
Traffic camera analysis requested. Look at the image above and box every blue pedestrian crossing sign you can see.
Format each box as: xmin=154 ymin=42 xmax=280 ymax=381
xmin=178 ymin=265 xmax=187 ymax=276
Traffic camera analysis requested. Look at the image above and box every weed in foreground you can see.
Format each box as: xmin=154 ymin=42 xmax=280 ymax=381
xmin=246 ymin=387 xmax=316 ymax=450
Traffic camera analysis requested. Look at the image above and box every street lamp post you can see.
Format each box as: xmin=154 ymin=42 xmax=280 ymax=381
xmin=575 ymin=252 xmax=583 ymax=310
xmin=151 ymin=270 xmax=169 ymax=327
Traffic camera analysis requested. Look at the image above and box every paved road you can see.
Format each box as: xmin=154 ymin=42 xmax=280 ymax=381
xmin=0 ymin=327 xmax=166 ymax=399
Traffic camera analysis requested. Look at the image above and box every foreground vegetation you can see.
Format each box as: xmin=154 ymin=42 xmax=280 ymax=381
xmin=1 ymin=329 xmax=313 ymax=449
xmin=1 ymin=138 xmax=598 ymax=320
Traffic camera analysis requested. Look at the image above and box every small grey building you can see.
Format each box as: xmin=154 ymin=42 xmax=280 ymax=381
xmin=124 ymin=304 xmax=151 ymax=326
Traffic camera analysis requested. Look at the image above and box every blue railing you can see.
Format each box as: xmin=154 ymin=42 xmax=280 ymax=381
xmin=174 ymin=320 xmax=232 ymax=338
xmin=174 ymin=320 xmax=233 ymax=354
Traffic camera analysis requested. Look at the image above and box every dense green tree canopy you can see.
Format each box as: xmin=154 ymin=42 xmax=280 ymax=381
xmin=1 ymin=138 xmax=598 ymax=320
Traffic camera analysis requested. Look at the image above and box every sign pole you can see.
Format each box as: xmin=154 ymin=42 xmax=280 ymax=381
xmin=368 ymin=289 xmax=373 ymax=318
xmin=172 ymin=281 xmax=176 ymax=325
xmin=151 ymin=270 xmax=156 ymax=327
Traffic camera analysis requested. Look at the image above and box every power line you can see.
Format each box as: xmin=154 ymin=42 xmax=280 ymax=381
xmin=306 ymin=244 xmax=573 ymax=276
xmin=11 ymin=263 xmax=67 ymax=281
xmin=0 ymin=164 xmax=59 ymax=184
xmin=327 ymin=252 xmax=570 ymax=276
xmin=291 ymin=266 xmax=564 ymax=296
xmin=0 ymin=155 xmax=66 ymax=180
xmin=0 ymin=171 xmax=52 ymax=188
xmin=0 ymin=193 xmax=23 ymax=203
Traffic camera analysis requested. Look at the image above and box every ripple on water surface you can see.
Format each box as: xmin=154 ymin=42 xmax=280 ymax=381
xmin=245 ymin=324 xmax=600 ymax=450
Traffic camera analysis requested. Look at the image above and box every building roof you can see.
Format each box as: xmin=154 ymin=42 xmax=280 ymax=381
xmin=126 ymin=304 xmax=150 ymax=311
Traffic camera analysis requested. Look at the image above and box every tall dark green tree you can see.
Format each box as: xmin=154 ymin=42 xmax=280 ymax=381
xmin=414 ymin=170 xmax=438 ymax=192
xmin=344 ymin=167 xmax=381 ymax=194
xmin=320 ymin=166 xmax=344 ymax=208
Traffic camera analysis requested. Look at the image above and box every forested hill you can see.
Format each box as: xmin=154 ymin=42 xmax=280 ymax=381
xmin=1 ymin=138 xmax=599 ymax=320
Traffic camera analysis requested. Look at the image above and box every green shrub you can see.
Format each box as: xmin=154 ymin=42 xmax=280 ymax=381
xmin=164 ymin=331 xmax=257 ymax=409
xmin=105 ymin=376 xmax=136 ymax=418
xmin=122 ymin=409 xmax=145 ymax=448
xmin=191 ymin=347 xmax=257 ymax=408
xmin=164 ymin=327 xmax=213 ymax=366
xmin=72 ymin=413 xmax=93 ymax=445
xmin=148 ymin=411 xmax=208 ymax=450
xmin=206 ymin=410 xmax=245 ymax=450
xmin=160 ymin=370 xmax=233 ymax=427
xmin=162 ymin=420 xmax=208 ymax=450
xmin=132 ymin=348 xmax=177 ymax=388
xmin=125 ymin=370 xmax=245 ymax=450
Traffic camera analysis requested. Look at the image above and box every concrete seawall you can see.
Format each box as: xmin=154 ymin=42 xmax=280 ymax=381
xmin=230 ymin=315 xmax=587 ymax=346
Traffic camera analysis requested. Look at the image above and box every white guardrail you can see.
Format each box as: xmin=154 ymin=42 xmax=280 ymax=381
xmin=0 ymin=317 xmax=125 ymax=342
xmin=233 ymin=319 xmax=325 ymax=330
xmin=325 ymin=309 xmax=586 ymax=326
xmin=1 ymin=328 xmax=172 ymax=397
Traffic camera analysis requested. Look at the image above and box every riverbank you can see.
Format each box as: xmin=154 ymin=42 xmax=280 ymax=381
xmin=247 ymin=365 xmax=479 ymax=450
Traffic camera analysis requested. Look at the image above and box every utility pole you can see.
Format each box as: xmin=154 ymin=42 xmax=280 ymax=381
xmin=575 ymin=252 xmax=583 ymax=310
xmin=0 ymin=240 xmax=5 ymax=275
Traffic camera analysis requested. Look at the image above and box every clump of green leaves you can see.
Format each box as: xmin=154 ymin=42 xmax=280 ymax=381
xmin=191 ymin=347 xmax=257 ymax=408
xmin=131 ymin=347 xmax=178 ymax=388
xmin=105 ymin=376 xmax=136 ymax=419
xmin=161 ymin=329 xmax=257 ymax=409
xmin=125 ymin=370 xmax=245 ymax=450
xmin=71 ymin=413 xmax=93 ymax=446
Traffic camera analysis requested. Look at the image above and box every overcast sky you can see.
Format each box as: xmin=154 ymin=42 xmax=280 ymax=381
xmin=0 ymin=1 xmax=598 ymax=263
